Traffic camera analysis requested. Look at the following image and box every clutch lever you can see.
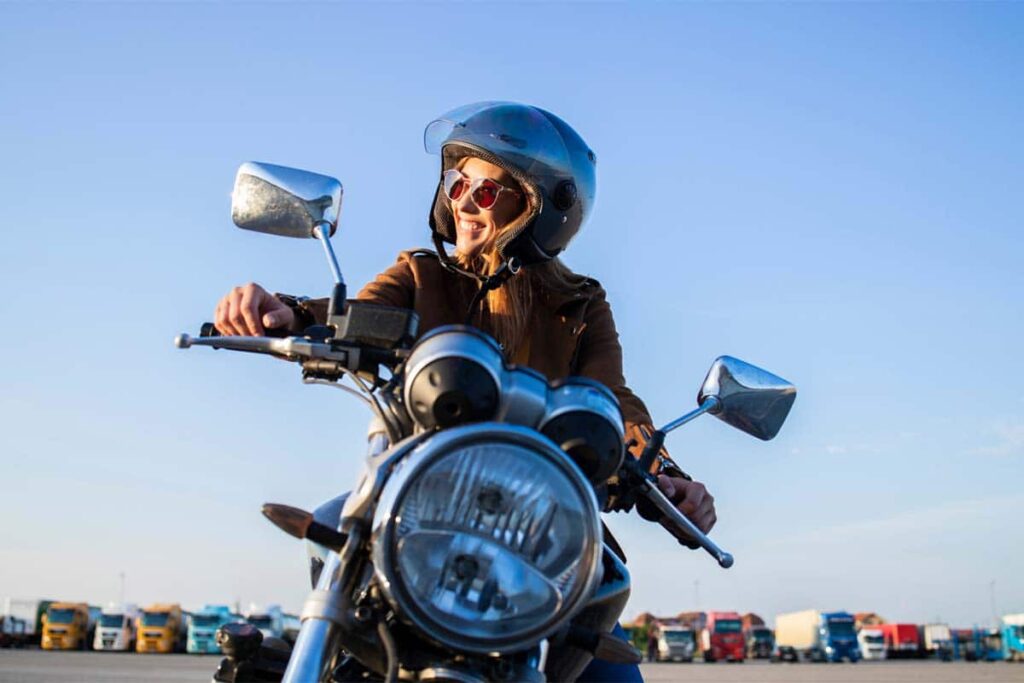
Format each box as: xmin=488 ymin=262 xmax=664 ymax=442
xmin=174 ymin=332 xmax=351 ymax=364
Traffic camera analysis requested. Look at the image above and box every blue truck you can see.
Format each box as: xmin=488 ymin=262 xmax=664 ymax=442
xmin=1003 ymin=614 xmax=1024 ymax=662
xmin=186 ymin=604 xmax=239 ymax=654
xmin=774 ymin=609 xmax=861 ymax=662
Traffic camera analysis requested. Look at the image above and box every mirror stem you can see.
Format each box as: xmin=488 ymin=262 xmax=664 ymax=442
xmin=313 ymin=221 xmax=345 ymax=286
xmin=658 ymin=396 xmax=721 ymax=435
xmin=638 ymin=396 xmax=721 ymax=473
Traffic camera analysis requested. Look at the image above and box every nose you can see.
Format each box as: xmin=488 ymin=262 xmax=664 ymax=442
xmin=452 ymin=186 xmax=480 ymax=215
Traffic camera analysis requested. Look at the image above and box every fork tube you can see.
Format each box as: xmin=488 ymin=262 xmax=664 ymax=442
xmin=283 ymin=428 xmax=390 ymax=682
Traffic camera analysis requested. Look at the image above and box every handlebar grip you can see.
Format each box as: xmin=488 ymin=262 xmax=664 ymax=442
xmin=200 ymin=322 xmax=221 ymax=338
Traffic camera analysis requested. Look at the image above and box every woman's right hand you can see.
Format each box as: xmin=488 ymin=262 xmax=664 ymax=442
xmin=214 ymin=283 xmax=295 ymax=336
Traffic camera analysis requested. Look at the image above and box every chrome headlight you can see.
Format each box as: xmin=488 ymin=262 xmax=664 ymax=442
xmin=371 ymin=424 xmax=602 ymax=654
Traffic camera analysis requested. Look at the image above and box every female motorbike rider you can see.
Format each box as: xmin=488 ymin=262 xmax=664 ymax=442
xmin=213 ymin=102 xmax=716 ymax=681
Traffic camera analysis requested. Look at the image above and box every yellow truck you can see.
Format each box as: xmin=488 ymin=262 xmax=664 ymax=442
xmin=136 ymin=603 xmax=186 ymax=653
xmin=41 ymin=602 xmax=97 ymax=650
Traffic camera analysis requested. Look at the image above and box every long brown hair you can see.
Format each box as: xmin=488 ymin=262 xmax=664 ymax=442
xmin=456 ymin=245 xmax=588 ymax=358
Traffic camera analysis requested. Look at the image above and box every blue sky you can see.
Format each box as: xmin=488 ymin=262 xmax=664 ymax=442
xmin=1 ymin=2 xmax=1021 ymax=629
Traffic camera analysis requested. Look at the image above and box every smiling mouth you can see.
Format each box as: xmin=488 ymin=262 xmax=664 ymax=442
xmin=459 ymin=221 xmax=487 ymax=234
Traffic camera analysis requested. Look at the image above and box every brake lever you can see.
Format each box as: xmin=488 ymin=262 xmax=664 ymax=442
xmin=636 ymin=478 xmax=734 ymax=568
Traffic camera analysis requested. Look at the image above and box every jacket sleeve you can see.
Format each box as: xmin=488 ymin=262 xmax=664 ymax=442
xmin=574 ymin=289 xmax=688 ymax=479
xmin=276 ymin=254 xmax=416 ymax=327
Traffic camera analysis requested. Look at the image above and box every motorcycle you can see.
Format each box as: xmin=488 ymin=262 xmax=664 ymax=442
xmin=176 ymin=161 xmax=797 ymax=683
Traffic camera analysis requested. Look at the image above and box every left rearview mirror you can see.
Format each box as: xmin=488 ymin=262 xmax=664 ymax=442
xmin=231 ymin=161 xmax=343 ymax=239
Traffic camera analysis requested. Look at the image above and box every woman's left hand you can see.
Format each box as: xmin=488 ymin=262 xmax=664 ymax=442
xmin=656 ymin=474 xmax=717 ymax=538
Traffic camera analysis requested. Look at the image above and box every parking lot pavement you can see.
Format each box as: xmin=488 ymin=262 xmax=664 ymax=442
xmin=2 ymin=651 xmax=1024 ymax=682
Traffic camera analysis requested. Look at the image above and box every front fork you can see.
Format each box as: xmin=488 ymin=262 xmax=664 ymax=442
xmin=283 ymin=429 xmax=391 ymax=683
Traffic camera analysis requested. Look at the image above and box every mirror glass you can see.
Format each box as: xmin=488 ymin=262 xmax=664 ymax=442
xmin=231 ymin=161 xmax=343 ymax=239
xmin=697 ymin=356 xmax=796 ymax=441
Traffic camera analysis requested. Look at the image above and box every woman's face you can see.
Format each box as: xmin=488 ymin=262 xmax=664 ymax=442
xmin=450 ymin=157 xmax=525 ymax=258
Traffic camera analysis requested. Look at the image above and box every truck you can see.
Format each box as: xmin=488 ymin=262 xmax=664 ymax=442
xmin=1003 ymin=614 xmax=1024 ymax=662
xmin=774 ymin=610 xmax=861 ymax=662
xmin=137 ymin=603 xmax=187 ymax=653
xmin=245 ymin=604 xmax=285 ymax=641
xmin=857 ymin=627 xmax=886 ymax=660
xmin=2 ymin=599 xmax=54 ymax=648
xmin=921 ymin=623 xmax=952 ymax=660
xmin=952 ymin=628 xmax=980 ymax=661
xmin=188 ymin=604 xmax=241 ymax=654
xmin=877 ymin=623 xmax=921 ymax=658
xmin=41 ymin=602 xmax=98 ymax=650
xmin=740 ymin=615 xmax=774 ymax=659
xmin=700 ymin=611 xmax=745 ymax=662
xmin=93 ymin=603 xmax=140 ymax=651
xmin=657 ymin=624 xmax=696 ymax=662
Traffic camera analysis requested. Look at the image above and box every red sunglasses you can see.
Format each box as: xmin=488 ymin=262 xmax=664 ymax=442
xmin=443 ymin=169 xmax=521 ymax=211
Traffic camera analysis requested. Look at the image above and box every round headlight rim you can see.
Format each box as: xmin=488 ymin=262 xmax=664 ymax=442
xmin=371 ymin=423 xmax=603 ymax=655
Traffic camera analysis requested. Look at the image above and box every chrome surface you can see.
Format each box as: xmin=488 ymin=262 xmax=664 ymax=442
xmin=231 ymin=161 xmax=343 ymax=239
xmin=313 ymin=222 xmax=344 ymax=286
xmin=419 ymin=667 xmax=487 ymax=683
xmin=639 ymin=478 xmax=733 ymax=568
xmin=402 ymin=326 xmax=505 ymax=429
xmin=539 ymin=378 xmax=625 ymax=479
xmin=283 ymin=431 xmax=393 ymax=683
xmin=340 ymin=431 xmax=431 ymax=523
xmin=370 ymin=423 xmax=603 ymax=654
xmin=175 ymin=333 xmax=352 ymax=364
xmin=494 ymin=366 xmax=548 ymax=427
xmin=697 ymin=356 xmax=796 ymax=441
xmin=658 ymin=396 xmax=720 ymax=435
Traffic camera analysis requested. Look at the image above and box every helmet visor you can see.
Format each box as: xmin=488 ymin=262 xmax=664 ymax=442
xmin=424 ymin=101 xmax=573 ymax=181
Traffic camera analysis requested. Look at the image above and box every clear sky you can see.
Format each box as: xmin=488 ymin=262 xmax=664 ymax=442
xmin=1 ymin=2 xmax=1021 ymax=629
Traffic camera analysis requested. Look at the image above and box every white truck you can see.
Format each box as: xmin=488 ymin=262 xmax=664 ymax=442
xmin=93 ymin=603 xmax=140 ymax=651
xmin=657 ymin=625 xmax=696 ymax=662
xmin=2 ymin=598 xmax=54 ymax=647
xmin=245 ymin=604 xmax=284 ymax=640
xmin=923 ymin=623 xmax=952 ymax=659
xmin=857 ymin=627 xmax=886 ymax=660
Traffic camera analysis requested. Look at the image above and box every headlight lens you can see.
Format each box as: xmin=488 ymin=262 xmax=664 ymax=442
xmin=372 ymin=424 xmax=602 ymax=654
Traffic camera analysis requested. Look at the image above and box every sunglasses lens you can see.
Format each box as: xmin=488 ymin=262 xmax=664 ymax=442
xmin=472 ymin=180 xmax=499 ymax=209
xmin=443 ymin=170 xmax=466 ymax=200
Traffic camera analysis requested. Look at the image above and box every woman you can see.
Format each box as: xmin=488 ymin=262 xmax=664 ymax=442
xmin=213 ymin=102 xmax=716 ymax=680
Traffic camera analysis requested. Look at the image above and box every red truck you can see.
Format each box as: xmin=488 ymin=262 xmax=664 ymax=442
xmin=701 ymin=611 xmax=745 ymax=662
xmin=877 ymin=623 xmax=921 ymax=658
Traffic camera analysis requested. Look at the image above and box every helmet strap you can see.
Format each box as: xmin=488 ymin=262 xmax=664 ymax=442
xmin=429 ymin=233 xmax=522 ymax=326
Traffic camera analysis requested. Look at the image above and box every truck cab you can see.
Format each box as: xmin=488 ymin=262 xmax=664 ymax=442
xmin=93 ymin=603 xmax=139 ymax=651
xmin=41 ymin=602 xmax=95 ymax=650
xmin=701 ymin=611 xmax=745 ymax=662
xmin=1003 ymin=614 xmax=1024 ymax=662
xmin=245 ymin=604 xmax=284 ymax=641
xmin=923 ymin=623 xmax=952 ymax=660
xmin=745 ymin=625 xmax=774 ymax=659
xmin=187 ymin=604 xmax=239 ymax=654
xmin=857 ymin=627 xmax=886 ymax=660
xmin=880 ymin=623 xmax=920 ymax=658
xmin=819 ymin=612 xmax=861 ymax=662
xmin=137 ymin=603 xmax=185 ymax=653
xmin=657 ymin=625 xmax=696 ymax=662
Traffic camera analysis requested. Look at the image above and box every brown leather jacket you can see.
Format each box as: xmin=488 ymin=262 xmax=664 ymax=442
xmin=294 ymin=250 xmax=681 ymax=476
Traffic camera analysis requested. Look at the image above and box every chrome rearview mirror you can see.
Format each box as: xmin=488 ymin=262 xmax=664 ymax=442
xmin=697 ymin=356 xmax=796 ymax=441
xmin=231 ymin=161 xmax=343 ymax=239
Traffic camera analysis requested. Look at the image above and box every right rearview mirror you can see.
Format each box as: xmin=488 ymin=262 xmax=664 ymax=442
xmin=698 ymin=356 xmax=796 ymax=441
xmin=231 ymin=161 xmax=343 ymax=239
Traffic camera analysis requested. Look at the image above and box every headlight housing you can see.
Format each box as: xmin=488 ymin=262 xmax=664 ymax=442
xmin=372 ymin=424 xmax=602 ymax=654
